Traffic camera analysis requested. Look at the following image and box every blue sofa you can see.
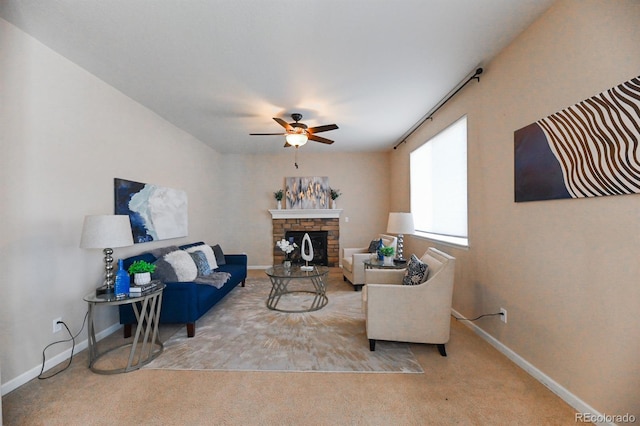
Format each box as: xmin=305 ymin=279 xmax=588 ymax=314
xmin=119 ymin=242 xmax=247 ymax=337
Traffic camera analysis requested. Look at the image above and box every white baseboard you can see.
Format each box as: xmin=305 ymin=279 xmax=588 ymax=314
xmin=451 ymin=309 xmax=614 ymax=426
xmin=1 ymin=323 xmax=121 ymax=396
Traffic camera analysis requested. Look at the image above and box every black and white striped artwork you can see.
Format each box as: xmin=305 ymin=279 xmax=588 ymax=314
xmin=514 ymin=76 xmax=640 ymax=202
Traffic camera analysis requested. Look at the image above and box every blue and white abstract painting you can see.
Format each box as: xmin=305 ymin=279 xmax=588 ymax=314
xmin=115 ymin=178 xmax=188 ymax=243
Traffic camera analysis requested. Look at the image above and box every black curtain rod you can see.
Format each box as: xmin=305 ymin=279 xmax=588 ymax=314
xmin=393 ymin=67 xmax=483 ymax=150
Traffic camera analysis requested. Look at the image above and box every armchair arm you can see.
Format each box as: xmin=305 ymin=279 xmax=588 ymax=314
xmin=342 ymin=247 xmax=367 ymax=258
xmin=365 ymin=268 xmax=406 ymax=285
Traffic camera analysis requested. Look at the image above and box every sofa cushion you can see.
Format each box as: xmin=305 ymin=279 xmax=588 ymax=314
xmin=402 ymin=254 xmax=429 ymax=286
xmin=212 ymin=244 xmax=226 ymax=266
xmin=185 ymin=244 xmax=218 ymax=270
xmin=189 ymin=250 xmax=212 ymax=276
xmin=152 ymin=257 xmax=179 ymax=282
xmin=164 ymin=250 xmax=198 ymax=281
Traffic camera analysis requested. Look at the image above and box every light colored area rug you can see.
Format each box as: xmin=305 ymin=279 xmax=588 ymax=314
xmin=143 ymin=274 xmax=423 ymax=373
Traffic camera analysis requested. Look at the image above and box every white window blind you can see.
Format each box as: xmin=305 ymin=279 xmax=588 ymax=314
xmin=410 ymin=115 xmax=468 ymax=246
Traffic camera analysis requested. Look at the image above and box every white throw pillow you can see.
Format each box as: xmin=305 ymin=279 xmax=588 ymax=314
xmin=185 ymin=244 xmax=218 ymax=270
xmin=163 ymin=250 xmax=198 ymax=282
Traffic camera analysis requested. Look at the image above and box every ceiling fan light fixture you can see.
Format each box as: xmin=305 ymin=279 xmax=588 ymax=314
xmin=285 ymin=133 xmax=308 ymax=147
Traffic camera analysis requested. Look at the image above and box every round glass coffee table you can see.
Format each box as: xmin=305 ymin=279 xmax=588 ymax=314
xmin=265 ymin=265 xmax=329 ymax=312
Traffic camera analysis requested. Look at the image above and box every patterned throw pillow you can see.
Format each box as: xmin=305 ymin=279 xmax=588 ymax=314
xmin=184 ymin=244 xmax=218 ymax=270
xmin=368 ymin=239 xmax=381 ymax=253
xmin=402 ymin=254 xmax=429 ymax=286
xmin=189 ymin=250 xmax=212 ymax=276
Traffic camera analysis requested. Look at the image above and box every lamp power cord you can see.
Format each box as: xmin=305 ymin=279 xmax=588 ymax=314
xmin=38 ymin=311 xmax=88 ymax=380
xmin=453 ymin=312 xmax=504 ymax=322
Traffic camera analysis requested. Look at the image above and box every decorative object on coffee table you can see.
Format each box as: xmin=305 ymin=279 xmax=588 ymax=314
xmin=80 ymin=215 xmax=134 ymax=296
xmin=276 ymin=237 xmax=297 ymax=269
xmin=300 ymin=232 xmax=314 ymax=271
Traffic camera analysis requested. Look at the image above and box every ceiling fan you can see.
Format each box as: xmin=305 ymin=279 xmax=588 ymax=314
xmin=250 ymin=113 xmax=339 ymax=147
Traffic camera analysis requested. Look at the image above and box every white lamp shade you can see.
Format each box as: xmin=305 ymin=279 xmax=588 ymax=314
xmin=285 ymin=133 xmax=308 ymax=147
xmin=387 ymin=212 xmax=415 ymax=234
xmin=80 ymin=215 xmax=134 ymax=249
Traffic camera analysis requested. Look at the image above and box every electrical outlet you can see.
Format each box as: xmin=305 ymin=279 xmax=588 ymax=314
xmin=52 ymin=317 xmax=63 ymax=333
xmin=499 ymin=308 xmax=507 ymax=324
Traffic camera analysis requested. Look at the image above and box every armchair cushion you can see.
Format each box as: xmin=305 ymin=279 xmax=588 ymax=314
xmin=402 ymin=254 xmax=429 ymax=286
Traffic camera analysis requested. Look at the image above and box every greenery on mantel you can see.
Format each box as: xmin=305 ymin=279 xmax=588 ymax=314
xmin=274 ymin=189 xmax=284 ymax=201
xmin=329 ymin=188 xmax=341 ymax=200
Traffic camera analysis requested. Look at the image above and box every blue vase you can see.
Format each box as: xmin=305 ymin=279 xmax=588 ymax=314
xmin=114 ymin=259 xmax=130 ymax=297
xmin=377 ymin=239 xmax=384 ymax=261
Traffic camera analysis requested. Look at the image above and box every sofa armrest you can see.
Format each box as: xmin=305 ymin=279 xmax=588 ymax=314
xmin=365 ymin=268 xmax=406 ymax=285
xmin=224 ymin=254 xmax=248 ymax=265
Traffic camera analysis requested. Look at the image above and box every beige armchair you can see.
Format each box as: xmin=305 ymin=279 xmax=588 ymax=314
xmin=363 ymin=247 xmax=455 ymax=356
xmin=342 ymin=234 xmax=397 ymax=291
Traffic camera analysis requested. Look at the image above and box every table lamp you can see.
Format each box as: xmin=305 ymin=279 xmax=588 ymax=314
xmin=386 ymin=212 xmax=415 ymax=262
xmin=80 ymin=215 xmax=134 ymax=295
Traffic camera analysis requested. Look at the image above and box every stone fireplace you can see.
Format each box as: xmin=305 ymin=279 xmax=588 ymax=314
xmin=270 ymin=209 xmax=341 ymax=267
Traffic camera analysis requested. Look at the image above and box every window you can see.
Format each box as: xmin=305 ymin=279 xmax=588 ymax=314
xmin=410 ymin=115 xmax=468 ymax=247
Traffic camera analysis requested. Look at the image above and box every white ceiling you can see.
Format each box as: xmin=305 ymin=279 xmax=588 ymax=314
xmin=1 ymin=0 xmax=555 ymax=154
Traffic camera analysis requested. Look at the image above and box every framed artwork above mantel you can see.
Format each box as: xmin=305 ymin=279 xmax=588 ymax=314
xmin=285 ymin=176 xmax=330 ymax=209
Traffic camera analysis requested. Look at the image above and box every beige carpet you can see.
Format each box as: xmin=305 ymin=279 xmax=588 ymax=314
xmin=143 ymin=274 xmax=423 ymax=373
xmin=3 ymin=269 xmax=580 ymax=425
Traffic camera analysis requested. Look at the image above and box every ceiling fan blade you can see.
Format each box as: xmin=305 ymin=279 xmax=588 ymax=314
xmin=249 ymin=133 xmax=286 ymax=135
xmin=273 ymin=117 xmax=293 ymax=131
xmin=308 ymin=134 xmax=334 ymax=144
xmin=284 ymin=141 xmax=292 ymax=148
xmin=307 ymin=124 xmax=339 ymax=133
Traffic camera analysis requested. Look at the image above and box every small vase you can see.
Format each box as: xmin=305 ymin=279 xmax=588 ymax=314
xmin=283 ymin=260 xmax=291 ymax=270
xmin=114 ymin=259 xmax=130 ymax=296
xmin=331 ymin=199 xmax=337 ymax=209
xmin=277 ymin=200 xmax=282 ymax=210
xmin=383 ymin=256 xmax=395 ymax=266
xmin=134 ymin=272 xmax=151 ymax=285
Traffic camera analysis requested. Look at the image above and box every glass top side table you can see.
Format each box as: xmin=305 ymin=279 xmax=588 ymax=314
xmin=363 ymin=259 xmax=407 ymax=270
xmin=83 ymin=283 xmax=165 ymax=374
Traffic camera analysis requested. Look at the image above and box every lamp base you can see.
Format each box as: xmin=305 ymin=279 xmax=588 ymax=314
xmin=95 ymin=285 xmax=115 ymax=296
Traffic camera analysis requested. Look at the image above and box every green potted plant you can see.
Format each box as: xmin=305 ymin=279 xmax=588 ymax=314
xmin=379 ymin=246 xmax=395 ymax=266
xmin=329 ymin=187 xmax=341 ymax=209
xmin=128 ymin=260 xmax=157 ymax=285
xmin=274 ymin=189 xmax=284 ymax=209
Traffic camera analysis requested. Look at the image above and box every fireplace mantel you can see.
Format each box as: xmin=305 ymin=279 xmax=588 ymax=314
xmin=269 ymin=209 xmax=343 ymax=219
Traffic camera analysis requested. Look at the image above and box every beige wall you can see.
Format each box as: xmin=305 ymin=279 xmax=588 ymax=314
xmin=217 ymin=152 xmax=390 ymax=266
xmin=392 ymin=0 xmax=640 ymax=417
xmin=0 ymin=18 xmax=224 ymax=388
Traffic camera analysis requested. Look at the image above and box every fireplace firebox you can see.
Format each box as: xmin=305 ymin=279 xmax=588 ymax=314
xmin=285 ymin=231 xmax=328 ymax=266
